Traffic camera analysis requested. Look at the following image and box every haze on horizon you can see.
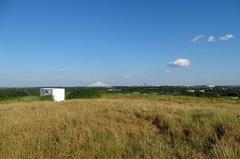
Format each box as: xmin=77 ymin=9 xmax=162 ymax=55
xmin=0 ymin=0 xmax=239 ymax=87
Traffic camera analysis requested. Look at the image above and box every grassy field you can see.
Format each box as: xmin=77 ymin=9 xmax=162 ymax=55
xmin=0 ymin=94 xmax=240 ymax=159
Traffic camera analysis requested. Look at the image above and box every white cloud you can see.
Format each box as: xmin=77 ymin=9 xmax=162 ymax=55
xmin=169 ymin=58 xmax=191 ymax=68
xmin=208 ymin=36 xmax=215 ymax=42
xmin=219 ymin=34 xmax=235 ymax=41
xmin=192 ymin=35 xmax=204 ymax=43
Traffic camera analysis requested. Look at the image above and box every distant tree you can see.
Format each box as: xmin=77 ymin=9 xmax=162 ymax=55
xmin=66 ymin=88 xmax=101 ymax=99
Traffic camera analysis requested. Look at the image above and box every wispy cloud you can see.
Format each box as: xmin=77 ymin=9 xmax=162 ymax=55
xmin=169 ymin=58 xmax=191 ymax=68
xmin=192 ymin=35 xmax=204 ymax=43
xmin=219 ymin=34 xmax=235 ymax=41
xmin=192 ymin=34 xmax=235 ymax=43
xmin=208 ymin=36 xmax=215 ymax=42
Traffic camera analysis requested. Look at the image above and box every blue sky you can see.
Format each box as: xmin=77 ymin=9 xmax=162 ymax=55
xmin=0 ymin=0 xmax=239 ymax=86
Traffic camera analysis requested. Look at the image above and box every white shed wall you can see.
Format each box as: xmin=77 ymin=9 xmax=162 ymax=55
xmin=52 ymin=89 xmax=65 ymax=102
xmin=40 ymin=88 xmax=65 ymax=102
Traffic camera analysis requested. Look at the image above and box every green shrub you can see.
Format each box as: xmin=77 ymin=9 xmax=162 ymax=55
xmin=39 ymin=96 xmax=54 ymax=101
xmin=0 ymin=88 xmax=39 ymax=101
xmin=66 ymin=88 xmax=101 ymax=99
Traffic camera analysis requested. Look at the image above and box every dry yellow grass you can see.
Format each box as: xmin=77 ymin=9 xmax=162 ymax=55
xmin=0 ymin=95 xmax=240 ymax=159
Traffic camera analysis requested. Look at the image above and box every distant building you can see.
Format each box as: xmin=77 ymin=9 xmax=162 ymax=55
xmin=187 ymin=90 xmax=195 ymax=93
xmin=207 ymin=85 xmax=215 ymax=88
xmin=108 ymin=88 xmax=121 ymax=92
xmin=199 ymin=90 xmax=205 ymax=93
xmin=40 ymin=88 xmax=65 ymax=102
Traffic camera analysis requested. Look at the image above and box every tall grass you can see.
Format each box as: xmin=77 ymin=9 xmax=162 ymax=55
xmin=0 ymin=95 xmax=239 ymax=158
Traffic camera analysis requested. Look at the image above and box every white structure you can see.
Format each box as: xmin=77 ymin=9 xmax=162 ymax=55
xmin=40 ymin=88 xmax=65 ymax=102
xmin=88 ymin=81 xmax=111 ymax=87
xmin=187 ymin=90 xmax=195 ymax=93
xmin=208 ymin=85 xmax=216 ymax=89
